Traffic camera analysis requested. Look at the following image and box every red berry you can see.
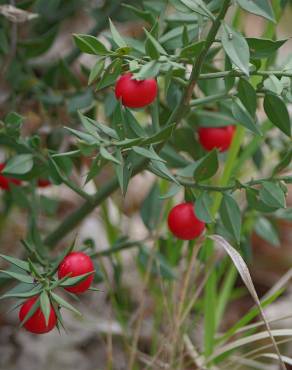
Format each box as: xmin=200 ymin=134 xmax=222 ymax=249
xmin=37 ymin=179 xmax=51 ymax=187
xmin=198 ymin=125 xmax=235 ymax=152
xmin=168 ymin=202 xmax=205 ymax=240
xmin=115 ymin=73 xmax=157 ymax=108
xmin=58 ymin=252 xmax=95 ymax=294
xmin=19 ymin=296 xmax=57 ymax=334
xmin=0 ymin=162 xmax=22 ymax=190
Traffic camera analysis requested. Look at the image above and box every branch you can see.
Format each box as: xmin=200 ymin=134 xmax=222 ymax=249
xmin=178 ymin=175 xmax=291 ymax=192
xmin=198 ymin=69 xmax=292 ymax=80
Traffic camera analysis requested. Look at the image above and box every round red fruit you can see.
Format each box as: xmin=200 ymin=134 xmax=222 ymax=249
xmin=0 ymin=162 xmax=22 ymax=190
xmin=115 ymin=73 xmax=157 ymax=108
xmin=19 ymin=296 xmax=57 ymax=334
xmin=198 ymin=125 xmax=235 ymax=152
xmin=58 ymin=252 xmax=95 ymax=294
xmin=37 ymin=179 xmax=51 ymax=188
xmin=168 ymin=202 xmax=205 ymax=240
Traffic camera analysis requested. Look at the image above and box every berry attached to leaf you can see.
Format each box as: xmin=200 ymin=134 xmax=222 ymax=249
xmin=198 ymin=126 xmax=235 ymax=152
xmin=19 ymin=296 xmax=57 ymax=334
xmin=0 ymin=162 xmax=22 ymax=190
xmin=168 ymin=202 xmax=205 ymax=240
xmin=115 ymin=73 xmax=157 ymax=108
xmin=58 ymin=252 xmax=95 ymax=294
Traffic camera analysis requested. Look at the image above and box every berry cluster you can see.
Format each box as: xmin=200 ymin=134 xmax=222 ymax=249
xmin=18 ymin=252 xmax=94 ymax=334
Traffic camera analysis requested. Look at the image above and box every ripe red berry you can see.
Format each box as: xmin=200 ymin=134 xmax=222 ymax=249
xmin=0 ymin=162 xmax=22 ymax=190
xmin=19 ymin=296 xmax=57 ymax=334
xmin=37 ymin=179 xmax=51 ymax=187
xmin=168 ymin=202 xmax=205 ymax=240
xmin=115 ymin=73 xmax=157 ymax=108
xmin=58 ymin=252 xmax=95 ymax=294
xmin=198 ymin=125 xmax=235 ymax=152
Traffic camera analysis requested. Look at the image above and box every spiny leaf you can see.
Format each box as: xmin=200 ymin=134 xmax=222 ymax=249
xmin=0 ymin=270 xmax=34 ymax=284
xmin=50 ymin=292 xmax=82 ymax=316
xmin=0 ymin=254 xmax=30 ymax=272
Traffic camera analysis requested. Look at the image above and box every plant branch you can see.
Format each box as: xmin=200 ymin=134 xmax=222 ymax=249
xmin=44 ymin=0 xmax=232 ymax=248
xmin=198 ymin=69 xmax=292 ymax=80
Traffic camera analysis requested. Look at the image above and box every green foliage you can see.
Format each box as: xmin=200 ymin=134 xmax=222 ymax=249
xmin=0 ymin=0 xmax=292 ymax=367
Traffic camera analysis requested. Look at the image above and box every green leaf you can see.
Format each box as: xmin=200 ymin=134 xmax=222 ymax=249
xmin=221 ymin=22 xmax=250 ymax=76
xmin=254 ymin=217 xmax=280 ymax=247
xmin=231 ymin=99 xmax=261 ymax=136
xmin=0 ymin=270 xmax=34 ymax=284
xmin=195 ymin=110 xmax=235 ymax=127
xmin=79 ymin=112 xmax=119 ymax=140
xmin=133 ymin=146 xmax=166 ymax=163
xmin=143 ymin=124 xmax=175 ymax=146
xmin=238 ymin=78 xmax=257 ymax=116
xmin=263 ymin=75 xmax=283 ymax=95
xmin=88 ymin=58 xmax=105 ymax=85
xmin=0 ymin=285 xmax=42 ymax=300
xmin=179 ymin=0 xmax=214 ymax=19
xmin=50 ymin=292 xmax=82 ymax=316
xmin=40 ymin=291 xmax=51 ymax=326
xmin=237 ymin=0 xmax=275 ymax=22
xmin=149 ymin=160 xmax=179 ymax=184
xmin=259 ymin=181 xmax=286 ymax=209
xmin=141 ymin=183 xmax=163 ymax=230
xmin=195 ymin=191 xmax=213 ymax=223
xmin=0 ymin=254 xmax=30 ymax=272
xmin=273 ymin=149 xmax=292 ymax=175
xmin=114 ymin=150 xmax=133 ymax=196
xmin=59 ymin=272 xmax=94 ymax=287
xmin=159 ymin=24 xmax=198 ymax=50
xmin=180 ymin=40 xmax=205 ymax=58
xmin=133 ymin=61 xmax=160 ymax=80
xmin=100 ymin=147 xmax=121 ymax=165
xmin=112 ymin=101 xmax=125 ymax=139
xmin=193 ymin=150 xmax=218 ymax=181
xmin=122 ymin=4 xmax=155 ymax=24
xmin=246 ymin=38 xmax=287 ymax=59
xmin=144 ymin=28 xmax=167 ymax=60
xmin=123 ymin=108 xmax=147 ymax=138
xmin=64 ymin=127 xmax=97 ymax=144
xmin=73 ymin=34 xmax=109 ymax=55
xmin=220 ymin=194 xmax=241 ymax=243
xmin=159 ymin=184 xmax=181 ymax=199
xmin=96 ymin=58 xmax=122 ymax=91
xmin=3 ymin=154 xmax=33 ymax=175
xmin=176 ymin=162 xmax=198 ymax=177
xmin=109 ymin=19 xmax=127 ymax=48
xmin=4 ymin=112 xmax=24 ymax=127
xmin=263 ymin=93 xmax=291 ymax=137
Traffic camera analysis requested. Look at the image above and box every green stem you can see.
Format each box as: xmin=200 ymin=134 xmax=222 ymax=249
xmin=90 ymin=239 xmax=144 ymax=258
xmin=198 ymin=69 xmax=292 ymax=80
xmin=190 ymin=92 xmax=235 ymax=107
